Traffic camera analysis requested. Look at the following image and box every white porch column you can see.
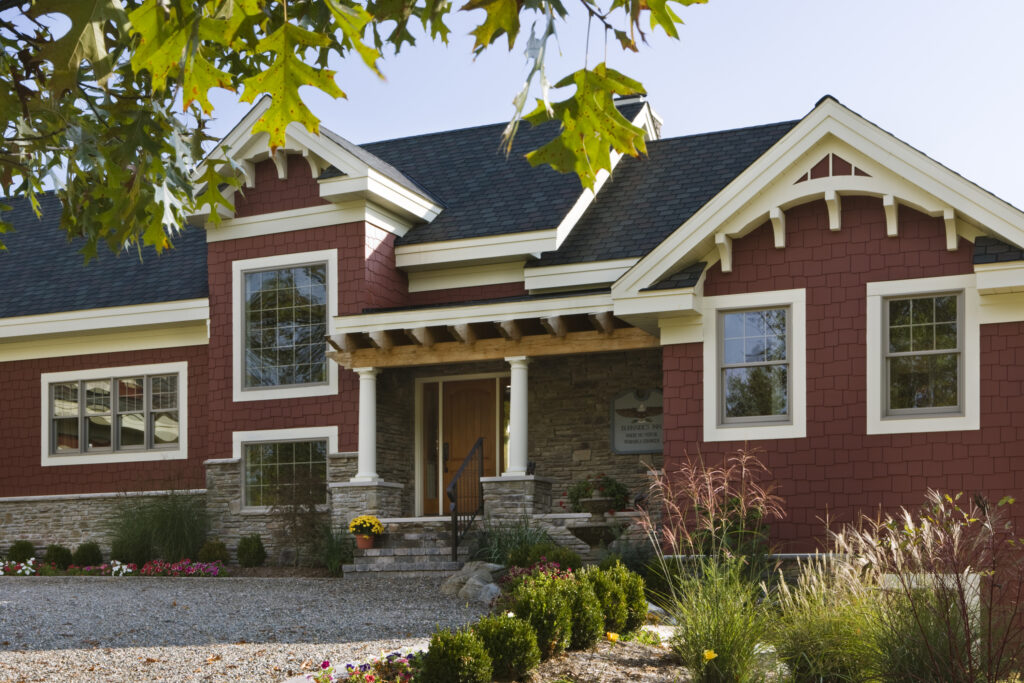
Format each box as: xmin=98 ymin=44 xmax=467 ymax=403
xmin=505 ymin=356 xmax=530 ymax=476
xmin=353 ymin=367 xmax=380 ymax=481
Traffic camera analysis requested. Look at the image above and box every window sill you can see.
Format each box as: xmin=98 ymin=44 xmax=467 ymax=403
xmin=42 ymin=449 xmax=187 ymax=467
xmin=233 ymin=382 xmax=338 ymax=403
xmin=867 ymin=412 xmax=978 ymax=435
xmin=703 ymin=421 xmax=806 ymax=442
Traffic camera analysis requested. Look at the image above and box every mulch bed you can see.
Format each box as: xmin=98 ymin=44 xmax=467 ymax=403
xmin=526 ymin=641 xmax=687 ymax=682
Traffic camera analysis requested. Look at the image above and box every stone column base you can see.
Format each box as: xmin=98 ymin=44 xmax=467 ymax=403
xmin=329 ymin=481 xmax=404 ymax=530
xmin=480 ymin=475 xmax=553 ymax=521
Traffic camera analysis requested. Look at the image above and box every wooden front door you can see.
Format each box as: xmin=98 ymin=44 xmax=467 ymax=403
xmin=442 ymin=379 xmax=497 ymax=511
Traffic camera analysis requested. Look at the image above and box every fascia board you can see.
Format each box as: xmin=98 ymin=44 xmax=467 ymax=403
xmin=613 ymin=289 xmax=700 ymax=318
xmin=407 ymin=261 xmax=525 ymax=293
xmin=975 ymin=261 xmax=1024 ymax=294
xmin=615 ymin=98 xmax=1024 ymax=297
xmin=524 ymin=258 xmax=637 ymax=291
xmin=332 ymin=292 xmax=613 ymax=335
xmin=0 ymin=299 xmax=210 ymax=339
xmin=395 ymin=230 xmax=556 ymax=270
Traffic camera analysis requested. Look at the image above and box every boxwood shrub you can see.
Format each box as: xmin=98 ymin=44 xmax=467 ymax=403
xmin=43 ymin=544 xmax=73 ymax=570
xmin=72 ymin=541 xmax=103 ymax=567
xmin=472 ymin=614 xmax=540 ymax=680
xmin=509 ymin=573 xmax=573 ymax=659
xmin=418 ymin=628 xmax=493 ymax=683
xmin=6 ymin=540 xmax=35 ymax=563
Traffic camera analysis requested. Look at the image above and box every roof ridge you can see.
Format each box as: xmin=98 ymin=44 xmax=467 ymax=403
xmin=650 ymin=119 xmax=800 ymax=145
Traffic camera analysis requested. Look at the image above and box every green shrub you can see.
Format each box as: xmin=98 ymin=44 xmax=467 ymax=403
xmin=197 ymin=539 xmax=230 ymax=564
xmin=472 ymin=614 xmax=541 ymax=680
xmin=668 ymin=557 xmax=769 ymax=683
xmin=6 ymin=540 xmax=35 ymax=563
xmin=237 ymin=533 xmax=267 ymax=567
xmin=110 ymin=504 xmax=155 ymax=566
xmin=581 ymin=566 xmax=628 ymax=634
xmin=316 ymin=526 xmax=353 ymax=577
xmin=109 ymin=492 xmax=207 ymax=564
xmin=605 ymin=561 xmax=648 ymax=632
xmin=566 ymin=576 xmax=604 ymax=650
xmin=474 ymin=518 xmax=552 ymax=566
xmin=43 ymin=544 xmax=72 ymax=570
xmin=418 ymin=628 xmax=493 ymax=683
xmin=772 ymin=556 xmax=875 ymax=683
xmin=72 ymin=542 xmax=103 ymax=567
xmin=507 ymin=542 xmax=582 ymax=571
xmin=510 ymin=573 xmax=573 ymax=659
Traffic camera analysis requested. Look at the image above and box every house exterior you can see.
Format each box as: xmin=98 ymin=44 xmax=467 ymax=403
xmin=2 ymin=95 xmax=1023 ymax=560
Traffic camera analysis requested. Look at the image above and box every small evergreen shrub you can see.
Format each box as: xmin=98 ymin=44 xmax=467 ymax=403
xmin=510 ymin=573 xmax=573 ymax=659
xmin=6 ymin=541 xmax=35 ymax=563
xmin=581 ymin=566 xmax=628 ymax=633
xmin=43 ymin=544 xmax=73 ymax=570
xmin=472 ymin=614 xmax=541 ymax=680
xmin=316 ymin=526 xmax=353 ymax=577
xmin=507 ymin=542 xmax=582 ymax=571
xmin=418 ymin=628 xmax=493 ymax=683
xmin=197 ymin=539 xmax=230 ymax=564
xmin=72 ymin=542 xmax=103 ymax=567
xmin=604 ymin=561 xmax=648 ymax=632
xmin=566 ymin=576 xmax=604 ymax=650
xmin=237 ymin=533 xmax=267 ymax=567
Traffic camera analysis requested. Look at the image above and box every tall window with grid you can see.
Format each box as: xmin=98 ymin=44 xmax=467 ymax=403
xmin=885 ymin=293 xmax=962 ymax=414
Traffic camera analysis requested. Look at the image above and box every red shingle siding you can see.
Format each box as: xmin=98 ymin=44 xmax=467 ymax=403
xmin=407 ymin=282 xmax=528 ymax=307
xmin=662 ymin=197 xmax=1023 ymax=551
xmin=0 ymin=346 xmax=208 ymax=497
xmin=234 ymin=156 xmax=327 ymax=217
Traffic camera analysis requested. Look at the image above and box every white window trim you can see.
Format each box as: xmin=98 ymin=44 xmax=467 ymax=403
xmin=702 ymin=288 xmax=807 ymax=442
xmin=866 ymin=274 xmax=980 ymax=434
xmin=40 ymin=361 xmax=189 ymax=467
xmin=233 ymin=426 xmax=339 ymax=510
xmin=231 ymin=249 xmax=339 ymax=402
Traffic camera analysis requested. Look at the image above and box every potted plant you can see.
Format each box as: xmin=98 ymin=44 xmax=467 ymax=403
xmin=567 ymin=474 xmax=631 ymax=515
xmin=348 ymin=515 xmax=384 ymax=549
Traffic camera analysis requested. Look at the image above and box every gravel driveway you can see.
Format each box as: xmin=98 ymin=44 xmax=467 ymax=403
xmin=0 ymin=575 xmax=487 ymax=682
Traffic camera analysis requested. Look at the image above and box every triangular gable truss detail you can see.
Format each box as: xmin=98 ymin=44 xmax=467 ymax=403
xmin=794 ymin=152 xmax=870 ymax=183
xmin=614 ymin=97 xmax=1024 ymax=297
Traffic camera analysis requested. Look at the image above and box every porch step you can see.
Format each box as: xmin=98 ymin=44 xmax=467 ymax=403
xmin=342 ymin=544 xmax=468 ymax=576
xmin=341 ymin=560 xmax=464 ymax=574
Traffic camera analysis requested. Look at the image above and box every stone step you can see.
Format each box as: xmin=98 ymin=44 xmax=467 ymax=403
xmin=356 ymin=546 xmax=468 ymax=558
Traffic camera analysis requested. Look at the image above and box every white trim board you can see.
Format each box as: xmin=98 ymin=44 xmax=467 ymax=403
xmin=231 ymin=249 xmax=340 ymax=402
xmin=0 ymin=323 xmax=208 ymax=363
xmin=40 ymin=361 xmax=190 ymax=467
xmin=615 ymin=97 xmax=1024 ymax=298
xmin=702 ymin=288 xmax=807 ymax=442
xmin=205 ymin=202 xmax=414 ymax=242
xmin=0 ymin=299 xmax=209 ymax=340
xmin=0 ymin=488 xmax=206 ymax=503
xmin=524 ymin=258 xmax=638 ymax=293
xmin=232 ymin=426 xmax=340 ymax=510
xmin=407 ymin=261 xmax=525 ymax=293
xmin=395 ymin=230 xmax=556 ymax=270
xmin=333 ymin=291 xmax=613 ymax=336
xmin=865 ymin=274 xmax=980 ymax=435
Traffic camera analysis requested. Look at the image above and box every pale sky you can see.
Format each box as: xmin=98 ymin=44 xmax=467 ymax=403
xmin=204 ymin=0 xmax=1024 ymax=209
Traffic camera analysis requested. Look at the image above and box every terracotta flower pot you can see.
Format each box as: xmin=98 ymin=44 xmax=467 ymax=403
xmin=355 ymin=534 xmax=375 ymax=550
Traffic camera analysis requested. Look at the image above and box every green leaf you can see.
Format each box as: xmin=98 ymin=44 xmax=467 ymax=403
xmin=128 ymin=0 xmax=196 ymax=88
xmin=523 ymin=64 xmax=647 ymax=190
xmin=325 ymin=0 xmax=385 ymax=78
xmin=239 ymin=23 xmax=345 ymax=148
xmin=27 ymin=0 xmax=126 ymax=93
xmin=461 ymin=0 xmax=521 ymax=53
xmin=194 ymin=161 xmax=240 ymax=227
xmin=183 ymin=51 xmax=234 ymax=114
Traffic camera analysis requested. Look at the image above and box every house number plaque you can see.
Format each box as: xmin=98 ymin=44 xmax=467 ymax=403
xmin=610 ymin=389 xmax=663 ymax=454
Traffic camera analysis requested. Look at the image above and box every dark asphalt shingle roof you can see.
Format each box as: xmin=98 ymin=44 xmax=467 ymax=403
xmin=644 ymin=262 xmax=707 ymax=290
xmin=973 ymin=236 xmax=1024 ymax=264
xmin=527 ymin=120 xmax=798 ymax=267
xmin=364 ymin=103 xmax=644 ymax=246
xmin=0 ymin=192 xmax=208 ymax=319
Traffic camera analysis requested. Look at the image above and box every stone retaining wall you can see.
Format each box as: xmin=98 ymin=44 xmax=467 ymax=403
xmin=0 ymin=490 xmax=205 ymax=559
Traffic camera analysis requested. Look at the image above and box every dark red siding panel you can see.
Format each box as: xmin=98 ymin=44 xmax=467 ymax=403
xmin=663 ymin=197 xmax=1022 ymax=551
xmin=234 ymin=156 xmax=328 ymax=218
xmin=407 ymin=281 xmax=528 ymax=307
xmin=0 ymin=345 xmax=208 ymax=497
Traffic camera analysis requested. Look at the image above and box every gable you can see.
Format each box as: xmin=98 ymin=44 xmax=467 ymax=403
xmin=614 ymin=96 xmax=1024 ymax=302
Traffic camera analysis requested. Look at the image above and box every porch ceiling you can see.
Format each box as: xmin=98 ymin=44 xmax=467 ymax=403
xmin=327 ymin=313 xmax=659 ymax=368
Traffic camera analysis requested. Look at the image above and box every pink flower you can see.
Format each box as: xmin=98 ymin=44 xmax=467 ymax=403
xmin=321 ymin=661 xmax=330 ymax=669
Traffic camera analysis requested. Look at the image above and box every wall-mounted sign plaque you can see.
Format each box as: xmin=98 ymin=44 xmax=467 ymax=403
xmin=611 ymin=389 xmax=663 ymax=454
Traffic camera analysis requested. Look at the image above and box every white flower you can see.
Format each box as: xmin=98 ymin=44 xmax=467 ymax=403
xmin=506 ymin=611 xmax=515 ymax=619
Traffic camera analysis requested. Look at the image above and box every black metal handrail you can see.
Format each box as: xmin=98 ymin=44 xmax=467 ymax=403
xmin=446 ymin=436 xmax=484 ymax=562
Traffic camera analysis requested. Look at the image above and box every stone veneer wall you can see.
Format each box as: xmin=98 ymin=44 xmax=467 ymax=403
xmin=0 ymin=490 xmax=205 ymax=559
xmin=527 ymin=349 xmax=663 ymax=507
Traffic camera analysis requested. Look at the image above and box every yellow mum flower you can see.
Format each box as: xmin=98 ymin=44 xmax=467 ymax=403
xmin=606 ymin=632 xmax=620 ymax=643
xmin=703 ymin=649 xmax=718 ymax=662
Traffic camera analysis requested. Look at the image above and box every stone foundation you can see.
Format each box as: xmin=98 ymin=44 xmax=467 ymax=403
xmin=0 ymin=489 xmax=205 ymax=559
xmin=481 ymin=476 xmax=552 ymax=520
xmin=330 ymin=481 xmax=404 ymax=530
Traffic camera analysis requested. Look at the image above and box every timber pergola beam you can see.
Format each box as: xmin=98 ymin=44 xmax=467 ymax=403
xmin=329 ymin=327 xmax=658 ymax=369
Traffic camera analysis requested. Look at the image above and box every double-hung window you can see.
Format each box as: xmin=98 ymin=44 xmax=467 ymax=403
xmin=885 ymin=294 xmax=962 ymax=414
xmin=866 ymin=275 xmax=979 ymax=434
xmin=232 ymin=250 xmax=339 ymax=402
xmin=702 ymin=288 xmax=807 ymax=441
xmin=41 ymin=362 xmax=188 ymax=466
xmin=720 ymin=308 xmax=790 ymax=422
